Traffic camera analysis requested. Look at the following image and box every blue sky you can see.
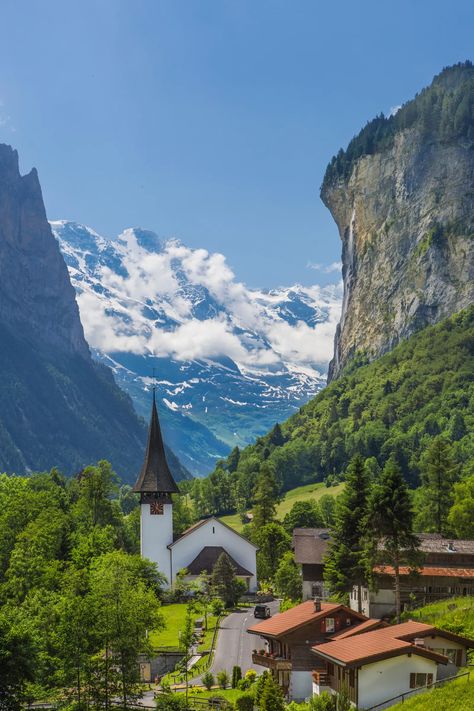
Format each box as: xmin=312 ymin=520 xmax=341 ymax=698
xmin=0 ymin=0 xmax=472 ymax=287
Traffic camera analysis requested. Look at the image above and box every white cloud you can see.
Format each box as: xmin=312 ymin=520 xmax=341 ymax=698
xmin=61 ymin=223 xmax=343 ymax=370
xmin=307 ymin=260 xmax=342 ymax=274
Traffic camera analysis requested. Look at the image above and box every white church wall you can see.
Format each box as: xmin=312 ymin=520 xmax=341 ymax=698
xmin=141 ymin=502 xmax=173 ymax=587
xmin=170 ymin=518 xmax=258 ymax=591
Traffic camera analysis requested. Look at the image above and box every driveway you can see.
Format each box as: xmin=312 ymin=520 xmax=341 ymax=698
xmin=192 ymin=599 xmax=280 ymax=681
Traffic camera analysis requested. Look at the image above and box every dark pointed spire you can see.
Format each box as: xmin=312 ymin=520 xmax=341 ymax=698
xmin=133 ymin=390 xmax=180 ymax=494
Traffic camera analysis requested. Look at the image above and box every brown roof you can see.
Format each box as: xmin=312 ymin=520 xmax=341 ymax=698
xmin=312 ymin=620 xmax=474 ymax=668
xmin=330 ymin=618 xmax=388 ymax=639
xmin=374 ymin=565 xmax=474 ymax=578
xmin=293 ymin=528 xmax=331 ymax=565
xmin=133 ymin=392 xmax=179 ymax=494
xmin=248 ymin=600 xmax=365 ymax=639
xmin=168 ymin=516 xmax=258 ymax=549
xmin=185 ymin=546 xmax=253 ymax=577
xmin=417 ymin=534 xmax=474 ymax=555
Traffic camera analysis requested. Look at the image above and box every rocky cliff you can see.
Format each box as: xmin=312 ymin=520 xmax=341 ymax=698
xmin=0 ymin=145 xmax=188 ymax=482
xmin=322 ymin=62 xmax=474 ymax=379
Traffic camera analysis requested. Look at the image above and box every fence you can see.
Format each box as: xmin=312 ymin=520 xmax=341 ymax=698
xmin=365 ymin=670 xmax=470 ymax=710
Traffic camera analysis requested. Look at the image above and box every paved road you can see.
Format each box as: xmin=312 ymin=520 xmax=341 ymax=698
xmin=192 ymin=600 xmax=280 ymax=681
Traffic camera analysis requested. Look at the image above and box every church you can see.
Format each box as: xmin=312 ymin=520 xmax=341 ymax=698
xmin=133 ymin=392 xmax=258 ymax=591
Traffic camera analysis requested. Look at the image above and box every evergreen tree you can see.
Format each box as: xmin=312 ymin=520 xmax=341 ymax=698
xmin=447 ymin=474 xmax=474 ymax=538
xmin=259 ymin=673 xmax=285 ymax=711
xmin=367 ymin=457 xmax=420 ymax=623
xmin=210 ymin=552 xmax=241 ymax=608
xmin=227 ymin=446 xmax=241 ymax=473
xmin=252 ymin=463 xmax=279 ymax=529
xmin=324 ymin=455 xmax=370 ymax=611
xmin=269 ymin=422 xmax=286 ymax=447
xmin=418 ymin=437 xmax=458 ymax=534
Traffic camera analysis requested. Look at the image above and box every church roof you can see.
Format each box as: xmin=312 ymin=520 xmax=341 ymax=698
xmin=133 ymin=391 xmax=180 ymax=494
xmin=186 ymin=546 xmax=253 ymax=577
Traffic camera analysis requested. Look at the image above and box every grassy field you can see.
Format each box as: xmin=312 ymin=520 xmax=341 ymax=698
xmin=149 ymin=603 xmax=218 ymax=651
xmin=220 ymin=481 xmax=344 ymax=533
xmin=390 ymin=674 xmax=473 ymax=710
xmin=402 ymin=597 xmax=474 ymax=639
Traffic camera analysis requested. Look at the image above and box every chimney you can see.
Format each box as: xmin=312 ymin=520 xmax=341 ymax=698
xmin=314 ymin=597 xmax=321 ymax=613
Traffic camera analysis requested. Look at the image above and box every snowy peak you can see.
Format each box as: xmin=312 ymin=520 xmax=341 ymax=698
xmin=52 ymin=219 xmax=342 ymax=476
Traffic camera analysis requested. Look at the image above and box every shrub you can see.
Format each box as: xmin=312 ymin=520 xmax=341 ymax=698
xmin=202 ymin=671 xmax=215 ymax=690
xmin=155 ymin=693 xmax=188 ymax=710
xmin=234 ymin=692 xmax=255 ymax=711
xmin=232 ymin=665 xmax=242 ymax=688
xmin=217 ymin=669 xmax=230 ymax=689
xmin=244 ymin=669 xmax=257 ymax=683
xmin=308 ymin=691 xmax=337 ymax=710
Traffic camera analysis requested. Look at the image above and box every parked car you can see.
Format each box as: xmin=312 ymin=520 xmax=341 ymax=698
xmin=254 ymin=604 xmax=271 ymax=619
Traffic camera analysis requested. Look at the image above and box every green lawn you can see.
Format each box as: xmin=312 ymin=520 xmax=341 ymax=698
xmin=220 ymin=482 xmax=344 ymax=533
xmin=401 ymin=597 xmax=474 ymax=639
xmin=391 ymin=674 xmax=473 ymax=710
xmin=149 ymin=603 xmax=218 ymax=651
xmin=188 ymin=687 xmax=245 ymax=702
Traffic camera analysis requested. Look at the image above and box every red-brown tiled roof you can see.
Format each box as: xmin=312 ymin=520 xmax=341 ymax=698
xmin=330 ymin=618 xmax=388 ymax=639
xmin=374 ymin=565 xmax=474 ymax=578
xmin=312 ymin=619 xmax=474 ymax=667
xmin=248 ymin=601 xmax=363 ymax=639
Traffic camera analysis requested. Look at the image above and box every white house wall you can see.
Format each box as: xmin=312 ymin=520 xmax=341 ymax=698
xmin=290 ymin=670 xmax=313 ymax=701
xmin=170 ymin=518 xmax=257 ymax=591
xmin=357 ymin=654 xmax=438 ymax=710
xmin=141 ymin=503 xmax=173 ymax=587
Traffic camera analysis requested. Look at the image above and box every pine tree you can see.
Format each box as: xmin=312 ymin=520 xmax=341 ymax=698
xmin=210 ymin=552 xmax=239 ymax=608
xmin=367 ymin=457 xmax=420 ymax=623
xmin=269 ymin=422 xmax=286 ymax=447
xmin=259 ymin=673 xmax=285 ymax=711
xmin=324 ymin=455 xmax=370 ymax=610
xmin=252 ymin=463 xmax=279 ymax=529
xmin=419 ymin=437 xmax=458 ymax=534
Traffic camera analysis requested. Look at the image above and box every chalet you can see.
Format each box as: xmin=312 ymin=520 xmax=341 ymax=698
xmin=351 ymin=534 xmax=474 ymax=618
xmin=247 ymin=599 xmax=381 ymax=700
xmin=293 ymin=528 xmax=331 ymax=600
xmin=133 ymin=391 xmax=257 ymax=590
xmin=311 ymin=620 xmax=474 ymax=709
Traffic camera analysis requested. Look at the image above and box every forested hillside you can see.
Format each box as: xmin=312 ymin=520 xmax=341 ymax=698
xmin=201 ymin=306 xmax=473 ymax=512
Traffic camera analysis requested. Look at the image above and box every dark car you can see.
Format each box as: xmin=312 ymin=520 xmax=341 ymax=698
xmin=254 ymin=604 xmax=271 ymax=619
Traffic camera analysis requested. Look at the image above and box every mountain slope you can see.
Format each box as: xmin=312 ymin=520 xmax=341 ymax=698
xmin=207 ymin=306 xmax=474 ymax=494
xmin=52 ymin=220 xmax=341 ymax=475
xmin=0 ymin=144 xmax=188 ymax=483
xmin=322 ymin=61 xmax=474 ymax=379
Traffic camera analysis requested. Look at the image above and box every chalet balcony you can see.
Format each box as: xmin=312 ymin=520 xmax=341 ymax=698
xmin=312 ymin=669 xmax=330 ymax=686
xmin=252 ymin=651 xmax=292 ymax=671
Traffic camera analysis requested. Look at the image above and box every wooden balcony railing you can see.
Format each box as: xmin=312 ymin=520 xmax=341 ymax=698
xmin=252 ymin=651 xmax=292 ymax=671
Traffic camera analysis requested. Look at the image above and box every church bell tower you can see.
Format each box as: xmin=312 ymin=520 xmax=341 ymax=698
xmin=133 ymin=390 xmax=179 ymax=587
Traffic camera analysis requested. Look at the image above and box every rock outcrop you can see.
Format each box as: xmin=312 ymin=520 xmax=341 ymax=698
xmin=0 ymin=144 xmax=189 ymax=482
xmin=322 ymin=62 xmax=474 ymax=380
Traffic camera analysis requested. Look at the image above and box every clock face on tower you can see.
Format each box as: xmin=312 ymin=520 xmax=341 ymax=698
xmin=150 ymin=501 xmax=164 ymax=515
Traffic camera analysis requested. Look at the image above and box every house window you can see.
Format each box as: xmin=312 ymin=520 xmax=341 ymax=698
xmin=409 ymin=673 xmax=433 ymax=689
xmin=325 ymin=618 xmax=335 ymax=633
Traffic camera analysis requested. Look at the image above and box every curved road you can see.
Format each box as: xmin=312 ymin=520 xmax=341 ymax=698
xmin=192 ymin=600 xmax=280 ymax=681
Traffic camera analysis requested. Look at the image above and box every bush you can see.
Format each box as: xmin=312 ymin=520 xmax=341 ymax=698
xmin=217 ymin=669 xmax=230 ymax=689
xmin=232 ymin=665 xmax=242 ymax=688
xmin=244 ymin=668 xmax=257 ymax=683
xmin=237 ymin=677 xmax=251 ymax=690
xmin=309 ymin=691 xmax=337 ymax=710
xmin=234 ymin=692 xmax=255 ymax=711
xmin=202 ymin=671 xmax=215 ymax=690
xmin=155 ymin=693 xmax=188 ymax=710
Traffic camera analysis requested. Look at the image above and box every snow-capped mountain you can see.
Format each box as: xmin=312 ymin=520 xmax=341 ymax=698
xmin=52 ymin=220 xmax=342 ymax=476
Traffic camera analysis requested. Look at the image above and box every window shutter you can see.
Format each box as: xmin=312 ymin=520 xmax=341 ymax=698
xmin=409 ymin=673 xmax=416 ymax=689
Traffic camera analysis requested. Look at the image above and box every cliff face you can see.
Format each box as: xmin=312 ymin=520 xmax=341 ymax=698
xmin=323 ymin=63 xmax=474 ymax=379
xmin=0 ymin=144 xmax=189 ymax=482
xmin=0 ymin=145 xmax=89 ymax=358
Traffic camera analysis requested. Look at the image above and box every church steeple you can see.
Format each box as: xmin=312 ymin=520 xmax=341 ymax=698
xmin=133 ymin=390 xmax=179 ymax=497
